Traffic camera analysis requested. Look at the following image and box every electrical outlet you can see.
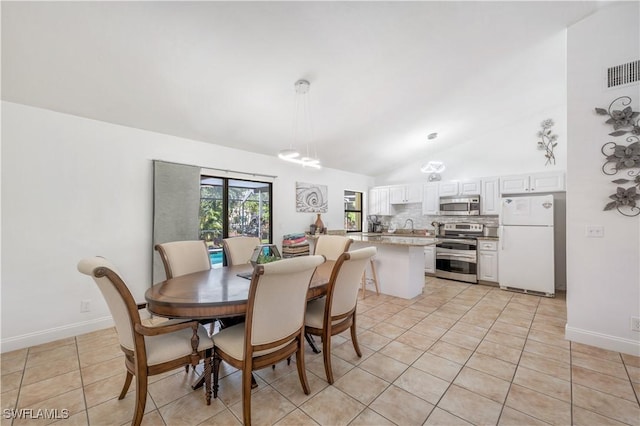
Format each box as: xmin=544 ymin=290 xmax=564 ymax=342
xmin=80 ymin=299 xmax=91 ymax=313
xmin=631 ymin=316 xmax=640 ymax=332
xmin=585 ymin=226 xmax=604 ymax=238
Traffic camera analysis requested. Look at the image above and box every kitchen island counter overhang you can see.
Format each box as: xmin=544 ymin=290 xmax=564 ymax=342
xmin=349 ymin=234 xmax=436 ymax=299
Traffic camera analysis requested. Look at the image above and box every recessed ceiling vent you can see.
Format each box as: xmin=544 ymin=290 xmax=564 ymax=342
xmin=607 ymin=60 xmax=639 ymax=88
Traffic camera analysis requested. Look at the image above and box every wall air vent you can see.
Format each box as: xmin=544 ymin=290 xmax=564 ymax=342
xmin=607 ymin=60 xmax=639 ymax=88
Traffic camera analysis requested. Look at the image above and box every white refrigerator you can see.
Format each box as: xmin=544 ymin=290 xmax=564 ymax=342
xmin=499 ymin=194 xmax=555 ymax=296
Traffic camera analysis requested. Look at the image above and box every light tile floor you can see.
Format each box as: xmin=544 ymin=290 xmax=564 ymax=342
xmin=2 ymin=277 xmax=640 ymax=425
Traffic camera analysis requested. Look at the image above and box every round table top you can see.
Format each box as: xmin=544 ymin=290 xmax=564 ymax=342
xmin=145 ymin=261 xmax=334 ymax=320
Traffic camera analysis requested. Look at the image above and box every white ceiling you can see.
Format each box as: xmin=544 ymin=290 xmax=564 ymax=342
xmin=2 ymin=1 xmax=608 ymax=176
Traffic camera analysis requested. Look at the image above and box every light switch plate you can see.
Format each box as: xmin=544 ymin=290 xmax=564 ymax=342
xmin=585 ymin=226 xmax=604 ymax=238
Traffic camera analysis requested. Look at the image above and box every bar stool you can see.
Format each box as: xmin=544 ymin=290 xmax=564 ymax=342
xmin=361 ymin=257 xmax=380 ymax=298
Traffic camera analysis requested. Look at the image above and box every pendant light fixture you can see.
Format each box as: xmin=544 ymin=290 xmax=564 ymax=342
xmin=420 ymin=132 xmax=445 ymax=179
xmin=278 ymin=79 xmax=321 ymax=169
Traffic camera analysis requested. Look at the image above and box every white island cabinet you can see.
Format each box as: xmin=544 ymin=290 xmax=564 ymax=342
xmin=349 ymin=235 xmax=436 ymax=299
xmin=424 ymin=245 xmax=436 ymax=274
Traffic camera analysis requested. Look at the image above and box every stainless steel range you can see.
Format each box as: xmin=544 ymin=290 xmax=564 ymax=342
xmin=435 ymin=223 xmax=483 ymax=284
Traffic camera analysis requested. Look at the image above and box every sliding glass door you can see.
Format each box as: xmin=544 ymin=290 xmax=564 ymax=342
xmin=199 ymin=175 xmax=272 ymax=267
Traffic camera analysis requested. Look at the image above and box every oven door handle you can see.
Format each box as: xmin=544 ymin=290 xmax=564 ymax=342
xmin=437 ymin=253 xmax=477 ymax=261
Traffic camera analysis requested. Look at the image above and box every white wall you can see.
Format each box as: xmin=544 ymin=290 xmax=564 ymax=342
xmin=0 ymin=101 xmax=373 ymax=352
xmin=566 ymin=2 xmax=640 ymax=356
xmin=376 ymin=31 xmax=568 ymax=185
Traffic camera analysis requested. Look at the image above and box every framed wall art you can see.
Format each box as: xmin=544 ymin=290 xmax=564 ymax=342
xmin=296 ymin=182 xmax=328 ymax=213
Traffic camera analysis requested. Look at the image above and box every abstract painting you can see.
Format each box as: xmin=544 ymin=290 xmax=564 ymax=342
xmin=296 ymin=182 xmax=328 ymax=212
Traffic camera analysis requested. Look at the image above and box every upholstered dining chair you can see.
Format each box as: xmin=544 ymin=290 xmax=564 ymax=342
xmin=77 ymin=257 xmax=213 ymax=426
xmin=155 ymin=240 xmax=211 ymax=280
xmin=212 ymin=255 xmax=325 ymax=426
xmin=313 ymin=235 xmax=353 ymax=261
xmin=222 ymin=236 xmax=261 ymax=265
xmin=305 ymin=246 xmax=377 ymax=384
xmin=155 ymin=240 xmax=215 ymax=354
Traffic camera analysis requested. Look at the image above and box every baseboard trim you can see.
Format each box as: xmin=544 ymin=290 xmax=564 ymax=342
xmin=1 ymin=316 xmax=114 ymax=353
xmin=565 ymin=325 xmax=640 ymax=356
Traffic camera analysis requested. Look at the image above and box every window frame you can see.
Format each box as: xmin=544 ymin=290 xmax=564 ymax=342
xmin=344 ymin=190 xmax=363 ymax=233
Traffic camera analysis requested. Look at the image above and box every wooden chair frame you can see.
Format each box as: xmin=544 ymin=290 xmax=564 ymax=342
xmin=305 ymin=247 xmax=375 ymax=384
xmin=212 ymin=261 xmax=317 ymax=426
xmin=86 ymin=264 xmax=212 ymax=426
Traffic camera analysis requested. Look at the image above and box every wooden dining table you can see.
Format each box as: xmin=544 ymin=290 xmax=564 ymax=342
xmin=145 ymin=260 xmax=334 ymax=320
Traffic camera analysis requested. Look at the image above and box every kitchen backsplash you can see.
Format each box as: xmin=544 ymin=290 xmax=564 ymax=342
xmin=374 ymin=204 xmax=498 ymax=232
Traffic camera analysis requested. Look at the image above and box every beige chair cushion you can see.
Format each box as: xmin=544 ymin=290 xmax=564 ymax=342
xmin=144 ymin=324 xmax=213 ymax=366
xmin=213 ymin=255 xmax=325 ymax=358
xmin=212 ymin=323 xmax=289 ymax=360
xmin=305 ymin=246 xmax=376 ymax=328
xmin=77 ymin=257 xmax=136 ymax=350
xmin=305 ymin=298 xmax=326 ymax=329
xmin=314 ymin=235 xmax=352 ymax=261
xmin=330 ymin=247 xmax=376 ymax=316
xmin=156 ymin=240 xmax=210 ymax=278
xmin=250 ymin=255 xmax=324 ymax=346
xmin=223 ymin=237 xmax=261 ymax=265
xmin=78 ymin=256 xmax=213 ymax=364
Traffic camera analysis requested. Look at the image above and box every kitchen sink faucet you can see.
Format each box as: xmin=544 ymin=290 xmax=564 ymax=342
xmin=404 ymin=219 xmax=414 ymax=233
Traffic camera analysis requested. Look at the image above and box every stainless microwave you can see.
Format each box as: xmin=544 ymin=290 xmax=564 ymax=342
xmin=439 ymin=196 xmax=480 ymax=216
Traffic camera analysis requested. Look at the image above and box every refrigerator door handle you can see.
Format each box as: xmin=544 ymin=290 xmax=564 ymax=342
xmin=499 ymin=226 xmax=504 ymax=250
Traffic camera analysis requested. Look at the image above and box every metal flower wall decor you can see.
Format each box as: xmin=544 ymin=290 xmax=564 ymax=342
xmin=536 ymin=119 xmax=558 ymax=165
xmin=595 ymin=96 xmax=640 ymax=217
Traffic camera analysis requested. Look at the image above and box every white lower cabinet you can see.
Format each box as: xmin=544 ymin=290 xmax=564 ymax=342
xmin=424 ymin=245 xmax=436 ymax=274
xmin=478 ymin=239 xmax=498 ymax=283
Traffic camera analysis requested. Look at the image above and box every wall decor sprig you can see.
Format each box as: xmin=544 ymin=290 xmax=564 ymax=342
xmin=595 ymin=96 xmax=640 ymax=136
xmin=601 ymin=137 xmax=640 ymax=175
xmin=536 ymin=119 xmax=558 ymax=165
xmin=604 ymin=186 xmax=640 ymax=217
xmin=597 ymin=96 xmax=640 ymax=217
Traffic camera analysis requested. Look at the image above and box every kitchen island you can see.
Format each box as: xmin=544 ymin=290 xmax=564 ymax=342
xmin=348 ymin=233 xmax=437 ymax=299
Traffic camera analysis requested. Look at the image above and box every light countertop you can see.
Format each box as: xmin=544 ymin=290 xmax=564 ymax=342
xmin=349 ymin=234 xmax=437 ymax=247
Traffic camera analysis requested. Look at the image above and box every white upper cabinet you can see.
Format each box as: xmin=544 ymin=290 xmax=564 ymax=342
xmin=481 ymin=177 xmax=500 ymax=215
xmin=369 ymin=186 xmax=392 ymax=215
xmin=422 ymin=183 xmax=439 ymax=215
xmin=500 ymin=171 xmax=565 ymax=194
xmin=438 ymin=181 xmax=459 ymax=197
xmin=389 ymin=183 xmax=423 ymax=204
xmin=439 ymin=179 xmax=481 ymax=197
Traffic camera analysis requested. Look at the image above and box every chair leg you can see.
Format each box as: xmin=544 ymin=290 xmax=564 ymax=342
xmin=184 ymin=365 xmax=190 ymax=373
xmin=204 ymin=352 xmax=212 ymax=405
xmin=118 ymin=371 xmax=133 ymax=400
xmin=370 ymin=259 xmax=380 ymax=295
xmin=242 ymin=364 xmax=253 ymax=426
xmin=322 ymin=331 xmax=334 ymax=384
xmin=350 ymin=315 xmax=362 ymax=358
xmin=212 ymin=354 xmax=220 ymax=399
xmin=295 ymin=334 xmax=310 ymax=394
xmin=132 ymin=370 xmax=148 ymax=426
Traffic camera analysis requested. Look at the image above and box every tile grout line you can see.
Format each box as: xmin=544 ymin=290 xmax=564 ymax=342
xmin=425 ymin=284 xmax=516 ymax=425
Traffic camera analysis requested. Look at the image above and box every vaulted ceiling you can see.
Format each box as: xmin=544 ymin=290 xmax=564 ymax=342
xmin=2 ymin=1 xmax=606 ymax=176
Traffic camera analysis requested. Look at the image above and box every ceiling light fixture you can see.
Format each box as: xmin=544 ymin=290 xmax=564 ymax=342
xmin=421 ymin=132 xmax=445 ymax=178
xmin=278 ymin=79 xmax=321 ymax=169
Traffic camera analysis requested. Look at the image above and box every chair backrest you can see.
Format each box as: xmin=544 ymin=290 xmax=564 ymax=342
xmin=155 ymin=240 xmax=211 ymax=279
xmin=77 ymin=257 xmax=141 ymax=352
xmin=247 ymin=255 xmax=325 ymax=347
xmin=222 ymin=236 xmax=261 ymax=265
xmin=313 ymin=235 xmax=353 ymax=261
xmin=328 ymin=246 xmax=377 ymax=317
